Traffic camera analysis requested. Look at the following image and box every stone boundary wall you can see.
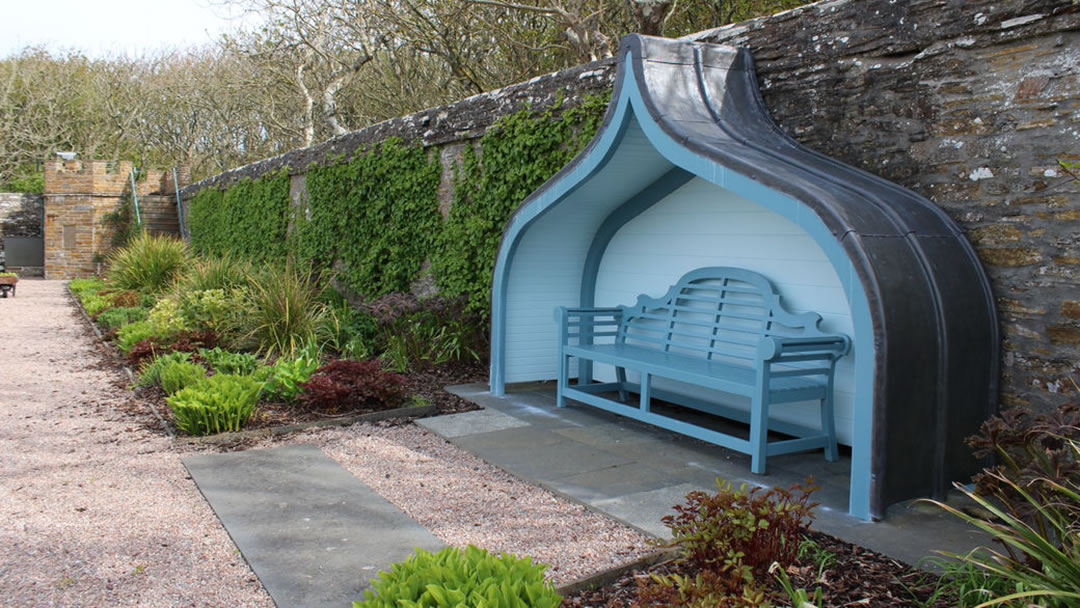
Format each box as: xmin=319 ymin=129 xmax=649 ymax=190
xmin=0 ymin=192 xmax=43 ymax=240
xmin=180 ymin=0 xmax=1079 ymax=412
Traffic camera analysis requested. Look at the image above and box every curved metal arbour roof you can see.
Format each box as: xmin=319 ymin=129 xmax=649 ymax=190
xmin=490 ymin=34 xmax=998 ymax=519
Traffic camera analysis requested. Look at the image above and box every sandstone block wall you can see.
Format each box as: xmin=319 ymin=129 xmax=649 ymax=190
xmin=180 ymin=0 xmax=1079 ymax=413
xmin=43 ymin=160 xmax=180 ymax=279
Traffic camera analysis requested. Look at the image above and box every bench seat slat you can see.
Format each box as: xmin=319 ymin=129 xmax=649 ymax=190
xmin=565 ymin=343 xmax=827 ymax=400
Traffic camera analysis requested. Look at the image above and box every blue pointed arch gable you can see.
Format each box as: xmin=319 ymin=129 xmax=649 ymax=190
xmin=489 ymin=34 xmax=998 ymax=520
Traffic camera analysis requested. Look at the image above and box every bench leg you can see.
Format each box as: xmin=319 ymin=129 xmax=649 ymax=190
xmin=639 ymin=373 xmax=651 ymax=413
xmin=616 ymin=367 xmax=629 ymax=402
xmin=749 ymin=393 xmax=769 ymax=475
xmin=821 ymin=395 xmax=839 ymax=462
xmin=556 ymin=351 xmax=570 ymax=408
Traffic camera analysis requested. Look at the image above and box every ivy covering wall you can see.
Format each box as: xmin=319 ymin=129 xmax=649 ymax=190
xmin=187 ymin=169 xmax=291 ymax=261
xmin=185 ymin=94 xmax=609 ymax=314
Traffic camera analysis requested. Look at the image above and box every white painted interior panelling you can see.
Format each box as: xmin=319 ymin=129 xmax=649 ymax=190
xmin=593 ymin=177 xmax=858 ymax=445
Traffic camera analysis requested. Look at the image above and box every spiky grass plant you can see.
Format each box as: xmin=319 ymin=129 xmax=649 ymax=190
xmin=239 ymin=261 xmax=329 ymax=359
xmin=173 ymin=253 xmax=252 ymax=293
xmin=107 ymin=233 xmax=191 ymax=293
xmin=930 ymin=452 xmax=1080 ymax=607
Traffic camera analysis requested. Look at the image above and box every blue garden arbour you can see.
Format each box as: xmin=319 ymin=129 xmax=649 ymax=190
xmin=488 ymin=34 xmax=998 ymax=520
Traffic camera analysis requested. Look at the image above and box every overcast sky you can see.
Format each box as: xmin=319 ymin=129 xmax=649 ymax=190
xmin=0 ymin=0 xmax=253 ymax=58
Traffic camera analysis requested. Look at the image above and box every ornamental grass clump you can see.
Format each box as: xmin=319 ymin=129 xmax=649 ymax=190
xmin=173 ymin=253 xmax=252 ymax=293
xmin=240 ymin=261 xmax=329 ymax=359
xmin=107 ymin=232 xmax=190 ymax=293
xmin=354 ymin=545 xmax=561 ymax=608
xmin=927 ymin=401 xmax=1080 ymax=607
xmin=166 ymin=374 xmax=261 ymax=436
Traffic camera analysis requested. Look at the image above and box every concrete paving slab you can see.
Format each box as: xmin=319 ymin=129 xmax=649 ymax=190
xmin=184 ymin=445 xmax=443 ymax=608
xmin=453 ymin=430 xmax=635 ymax=481
xmin=436 ymin=383 xmax=992 ymax=567
xmin=415 ymin=408 xmax=529 ymax=438
xmin=590 ymin=483 xmax=703 ymax=538
xmin=545 ymin=462 xmax=684 ymax=503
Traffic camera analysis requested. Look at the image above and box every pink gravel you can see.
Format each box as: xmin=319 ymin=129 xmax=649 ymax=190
xmin=1 ymin=280 xmax=654 ymax=607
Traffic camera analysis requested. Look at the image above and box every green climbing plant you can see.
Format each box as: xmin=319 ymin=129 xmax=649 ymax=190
xmin=187 ymin=169 xmax=291 ymax=261
xmin=296 ymin=139 xmax=442 ymax=298
xmin=431 ymin=93 xmax=609 ymax=315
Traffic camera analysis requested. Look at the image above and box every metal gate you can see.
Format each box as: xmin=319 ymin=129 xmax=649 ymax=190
xmin=3 ymin=236 xmax=44 ymax=267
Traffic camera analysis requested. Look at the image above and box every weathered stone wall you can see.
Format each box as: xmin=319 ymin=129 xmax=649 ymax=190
xmin=0 ymin=193 xmax=43 ymax=240
xmin=180 ymin=0 xmax=1079 ymax=412
xmin=689 ymin=0 xmax=1079 ymax=410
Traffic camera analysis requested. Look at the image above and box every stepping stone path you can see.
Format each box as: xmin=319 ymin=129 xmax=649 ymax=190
xmin=184 ymin=445 xmax=443 ymax=608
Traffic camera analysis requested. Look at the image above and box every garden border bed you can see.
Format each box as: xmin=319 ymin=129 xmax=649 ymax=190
xmin=68 ymin=284 xmax=440 ymax=442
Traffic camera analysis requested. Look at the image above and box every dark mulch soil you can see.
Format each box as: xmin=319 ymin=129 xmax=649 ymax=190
xmin=562 ymin=529 xmax=949 ymax=607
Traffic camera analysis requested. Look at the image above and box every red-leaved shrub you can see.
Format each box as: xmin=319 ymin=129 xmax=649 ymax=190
xmin=298 ymin=359 xmax=406 ymax=413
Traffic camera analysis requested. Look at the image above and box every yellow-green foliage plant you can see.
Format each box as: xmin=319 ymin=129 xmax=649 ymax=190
xmin=354 ymin=545 xmax=561 ymax=608
xmin=166 ymin=374 xmax=261 ymax=436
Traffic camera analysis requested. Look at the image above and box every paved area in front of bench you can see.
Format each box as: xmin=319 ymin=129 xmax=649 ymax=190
xmin=420 ymin=383 xmax=988 ymax=567
xmin=183 ymin=445 xmax=443 ymax=608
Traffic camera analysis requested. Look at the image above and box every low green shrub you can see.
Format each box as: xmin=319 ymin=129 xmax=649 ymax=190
xmin=199 ymin=347 xmax=260 ymax=376
xmin=146 ymin=298 xmax=188 ymax=336
xmin=95 ymin=306 xmax=149 ymax=330
xmin=107 ymin=232 xmax=190 ymax=293
xmin=258 ymin=351 xmax=320 ymax=402
xmin=69 ymin=277 xmax=106 ymax=298
xmin=136 ymin=351 xmax=194 ymax=387
xmin=177 ymin=288 xmax=246 ymax=337
xmin=116 ymin=320 xmax=159 ymax=353
xmin=125 ymin=329 xmax=220 ymax=367
xmin=166 ymin=374 xmax=261 ymax=436
xmin=354 ymin=545 xmax=561 ymax=608
xmin=82 ymin=294 xmax=113 ymax=316
xmin=159 ymin=360 xmax=207 ymax=395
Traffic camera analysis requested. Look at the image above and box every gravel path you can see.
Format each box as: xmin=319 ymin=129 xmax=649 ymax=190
xmin=1 ymin=280 xmax=274 ymax=607
xmin=1 ymin=280 xmax=653 ymax=607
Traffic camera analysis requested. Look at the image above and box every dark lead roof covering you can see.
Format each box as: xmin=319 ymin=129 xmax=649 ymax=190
xmin=497 ymin=34 xmax=1000 ymax=518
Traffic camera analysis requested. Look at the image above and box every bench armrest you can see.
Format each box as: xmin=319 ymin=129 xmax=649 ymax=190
xmin=756 ymin=335 xmax=850 ymax=362
xmin=555 ymin=307 xmax=623 ymax=345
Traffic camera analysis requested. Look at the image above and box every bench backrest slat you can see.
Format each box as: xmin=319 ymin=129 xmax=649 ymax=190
xmin=615 ymin=267 xmax=831 ymax=360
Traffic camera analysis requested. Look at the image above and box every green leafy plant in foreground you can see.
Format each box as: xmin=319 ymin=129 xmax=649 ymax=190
xmin=95 ymin=306 xmax=149 ymax=330
xmin=258 ymin=351 xmax=320 ymax=402
xmin=166 ymin=374 xmax=261 ymax=436
xmin=159 ymin=360 xmax=207 ymax=395
xmin=137 ymin=351 xmax=194 ymax=387
xmin=353 ymin=545 xmax=561 ymax=608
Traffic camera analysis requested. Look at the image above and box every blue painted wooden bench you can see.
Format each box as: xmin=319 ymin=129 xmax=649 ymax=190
xmin=556 ymin=267 xmax=850 ymax=475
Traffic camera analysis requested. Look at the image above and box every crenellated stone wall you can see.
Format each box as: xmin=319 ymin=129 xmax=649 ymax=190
xmin=180 ymin=0 xmax=1080 ymax=413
